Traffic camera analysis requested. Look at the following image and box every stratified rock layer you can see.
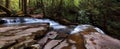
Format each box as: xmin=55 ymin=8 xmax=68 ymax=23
xmin=0 ymin=24 xmax=120 ymax=49
xmin=0 ymin=23 xmax=49 ymax=49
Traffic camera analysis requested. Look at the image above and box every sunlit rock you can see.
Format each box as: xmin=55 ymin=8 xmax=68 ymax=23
xmin=30 ymin=44 xmax=40 ymax=49
xmin=0 ymin=18 xmax=120 ymax=49
xmin=83 ymin=32 xmax=120 ymax=49
xmin=44 ymin=40 xmax=63 ymax=49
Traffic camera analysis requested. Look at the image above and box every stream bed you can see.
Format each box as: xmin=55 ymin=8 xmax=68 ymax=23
xmin=0 ymin=17 xmax=104 ymax=34
xmin=0 ymin=17 xmax=120 ymax=49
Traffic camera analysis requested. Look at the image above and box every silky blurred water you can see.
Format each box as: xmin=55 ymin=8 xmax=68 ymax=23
xmin=0 ymin=17 xmax=105 ymax=34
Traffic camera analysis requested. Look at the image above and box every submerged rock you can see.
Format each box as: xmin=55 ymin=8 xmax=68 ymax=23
xmin=0 ymin=20 xmax=6 ymax=24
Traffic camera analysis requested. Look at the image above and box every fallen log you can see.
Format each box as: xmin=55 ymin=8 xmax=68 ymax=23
xmin=0 ymin=5 xmax=11 ymax=16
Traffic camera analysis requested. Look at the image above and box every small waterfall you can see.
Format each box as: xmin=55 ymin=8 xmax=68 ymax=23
xmin=94 ymin=27 xmax=105 ymax=34
xmin=70 ymin=25 xmax=105 ymax=34
xmin=70 ymin=25 xmax=91 ymax=34
xmin=23 ymin=18 xmax=67 ymax=29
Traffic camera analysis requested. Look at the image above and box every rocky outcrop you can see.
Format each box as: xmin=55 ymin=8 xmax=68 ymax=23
xmin=0 ymin=23 xmax=120 ymax=49
xmin=0 ymin=23 xmax=49 ymax=49
xmin=37 ymin=25 xmax=120 ymax=49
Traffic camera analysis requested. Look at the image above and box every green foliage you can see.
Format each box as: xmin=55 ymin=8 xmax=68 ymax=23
xmin=10 ymin=0 xmax=20 ymax=11
xmin=29 ymin=0 xmax=37 ymax=7
xmin=77 ymin=0 xmax=120 ymax=39
xmin=34 ymin=9 xmax=42 ymax=14
xmin=78 ymin=10 xmax=90 ymax=24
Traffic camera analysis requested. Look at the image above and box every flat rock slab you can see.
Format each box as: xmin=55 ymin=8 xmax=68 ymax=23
xmin=0 ymin=23 xmax=49 ymax=49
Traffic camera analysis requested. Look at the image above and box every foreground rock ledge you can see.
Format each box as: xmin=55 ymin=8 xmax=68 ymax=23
xmin=0 ymin=23 xmax=49 ymax=49
xmin=0 ymin=24 xmax=120 ymax=49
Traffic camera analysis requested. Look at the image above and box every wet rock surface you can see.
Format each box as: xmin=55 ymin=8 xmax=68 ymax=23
xmin=0 ymin=18 xmax=120 ymax=49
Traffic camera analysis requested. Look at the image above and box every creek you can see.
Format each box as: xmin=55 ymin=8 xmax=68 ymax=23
xmin=0 ymin=17 xmax=105 ymax=34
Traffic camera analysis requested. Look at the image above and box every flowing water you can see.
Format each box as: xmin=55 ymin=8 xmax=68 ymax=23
xmin=0 ymin=17 xmax=105 ymax=34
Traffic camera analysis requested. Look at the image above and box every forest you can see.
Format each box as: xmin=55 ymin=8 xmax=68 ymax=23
xmin=0 ymin=0 xmax=120 ymax=49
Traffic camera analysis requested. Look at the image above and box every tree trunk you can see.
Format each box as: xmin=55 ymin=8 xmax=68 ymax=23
xmin=28 ymin=0 xmax=30 ymax=7
xmin=41 ymin=0 xmax=46 ymax=17
xmin=5 ymin=0 xmax=10 ymax=8
xmin=57 ymin=0 xmax=63 ymax=17
xmin=23 ymin=0 xmax=27 ymax=15
xmin=102 ymin=0 xmax=110 ymax=34
xmin=103 ymin=16 xmax=107 ymax=31
xmin=21 ymin=0 xmax=24 ymax=11
xmin=88 ymin=12 xmax=95 ymax=26
xmin=21 ymin=0 xmax=27 ymax=15
xmin=19 ymin=0 xmax=21 ymax=9
xmin=0 ymin=0 xmax=4 ymax=5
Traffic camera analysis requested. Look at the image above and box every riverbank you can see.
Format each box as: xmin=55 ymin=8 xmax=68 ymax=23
xmin=0 ymin=19 xmax=120 ymax=49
